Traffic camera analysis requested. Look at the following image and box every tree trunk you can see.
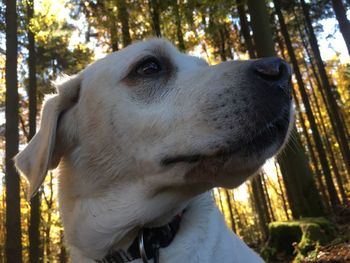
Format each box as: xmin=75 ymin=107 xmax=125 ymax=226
xmin=173 ymin=0 xmax=185 ymax=51
xmin=251 ymin=175 xmax=270 ymax=239
xmin=223 ymin=190 xmax=236 ymax=232
xmin=294 ymin=15 xmax=338 ymax=136
xmin=59 ymin=230 xmax=67 ymax=263
xmin=148 ymin=0 xmax=162 ymax=37
xmin=331 ymin=0 xmax=350 ymax=56
xmin=27 ymin=0 xmax=41 ymax=261
xmin=5 ymin=0 xmax=23 ymax=261
xmin=293 ymin=91 xmax=331 ymax=211
xmin=236 ymin=0 xmax=255 ymax=58
xmin=231 ymin=192 xmax=244 ymax=235
xmin=298 ymin=23 xmax=349 ymax=177
xmin=116 ymin=0 xmax=131 ymax=47
xmin=247 ymin=0 xmax=325 ymax=218
xmin=275 ymin=162 xmax=290 ymax=220
xmin=309 ymin=82 xmax=348 ymax=205
xmin=261 ymin=174 xmax=275 ymax=221
xmin=110 ymin=21 xmax=119 ymax=51
xmin=43 ymin=173 xmax=54 ymax=261
xmin=274 ymin=0 xmax=341 ymax=209
xmin=277 ymin=22 xmax=329 ymax=214
xmin=217 ymin=189 xmax=224 ymax=212
xmin=218 ymin=26 xmax=227 ymax=61
xmin=223 ymin=24 xmax=235 ymax=59
xmin=295 ymin=93 xmax=330 ymax=202
xmin=247 ymin=0 xmax=275 ymax=57
xmin=300 ymin=0 xmax=350 ymax=176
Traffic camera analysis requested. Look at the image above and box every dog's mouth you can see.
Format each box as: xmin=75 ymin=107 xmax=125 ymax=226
xmin=161 ymin=110 xmax=291 ymax=167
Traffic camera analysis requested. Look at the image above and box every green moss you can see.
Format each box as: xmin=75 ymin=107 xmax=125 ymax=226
xmin=261 ymin=218 xmax=336 ymax=262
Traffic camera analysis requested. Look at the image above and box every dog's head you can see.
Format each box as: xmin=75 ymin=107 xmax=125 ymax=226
xmin=15 ymin=38 xmax=292 ymax=217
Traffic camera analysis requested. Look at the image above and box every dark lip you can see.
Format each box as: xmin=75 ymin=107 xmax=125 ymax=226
xmin=161 ymin=111 xmax=290 ymax=167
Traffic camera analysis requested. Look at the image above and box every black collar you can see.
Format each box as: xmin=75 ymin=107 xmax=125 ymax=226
xmin=96 ymin=214 xmax=182 ymax=263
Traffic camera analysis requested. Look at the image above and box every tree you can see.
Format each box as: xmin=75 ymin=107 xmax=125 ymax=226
xmin=331 ymin=0 xmax=350 ymax=57
xmin=173 ymin=0 xmax=186 ymax=51
xmin=300 ymin=0 xmax=350 ymax=176
xmin=274 ymin=0 xmax=341 ymax=210
xmin=5 ymin=0 xmax=23 ymax=261
xmin=247 ymin=0 xmax=324 ymax=218
xmin=236 ymin=0 xmax=255 ymax=58
xmin=251 ymin=175 xmax=270 ymax=239
xmin=26 ymin=0 xmax=41 ymax=262
xmin=148 ymin=0 xmax=162 ymax=37
xmin=116 ymin=0 xmax=131 ymax=47
xmin=223 ymin=189 xmax=236 ymax=232
xmin=246 ymin=0 xmax=275 ymax=58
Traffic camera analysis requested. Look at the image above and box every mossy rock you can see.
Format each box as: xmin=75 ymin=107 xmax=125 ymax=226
xmin=261 ymin=217 xmax=336 ymax=262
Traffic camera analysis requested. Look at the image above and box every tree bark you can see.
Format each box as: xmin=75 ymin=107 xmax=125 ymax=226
xmin=251 ymin=175 xmax=270 ymax=239
xmin=27 ymin=0 xmax=41 ymax=262
xmin=295 ymin=19 xmax=344 ymax=140
xmin=298 ymin=22 xmax=350 ymax=177
xmin=59 ymin=230 xmax=67 ymax=263
xmin=300 ymin=0 xmax=350 ymax=176
xmin=261 ymin=174 xmax=275 ymax=221
xmin=148 ymin=0 xmax=162 ymax=37
xmin=309 ymin=82 xmax=348 ymax=205
xmin=278 ymin=131 xmax=325 ymax=218
xmin=224 ymin=25 xmax=235 ymax=60
xmin=110 ymin=21 xmax=119 ymax=51
xmin=247 ymin=0 xmax=325 ymax=218
xmin=5 ymin=0 xmax=23 ymax=261
xmin=275 ymin=162 xmax=290 ymax=220
xmin=116 ymin=0 xmax=131 ymax=47
xmin=218 ymin=26 xmax=227 ymax=61
xmin=331 ymin=0 xmax=350 ymax=56
xmin=43 ymin=173 xmax=54 ymax=261
xmin=293 ymin=91 xmax=331 ymax=212
xmin=247 ymin=0 xmax=275 ymax=57
xmin=217 ymin=189 xmax=224 ymax=212
xmin=274 ymin=0 xmax=341 ymax=209
xmin=173 ymin=0 xmax=185 ymax=51
xmin=236 ymin=0 xmax=256 ymax=58
xmin=223 ymin=190 xmax=236 ymax=232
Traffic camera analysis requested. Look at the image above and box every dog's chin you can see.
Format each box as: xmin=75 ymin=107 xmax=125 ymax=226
xmin=167 ymin=112 xmax=292 ymax=188
xmin=183 ymin=140 xmax=281 ymax=188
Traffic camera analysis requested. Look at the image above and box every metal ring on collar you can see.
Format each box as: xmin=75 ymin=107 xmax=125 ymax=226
xmin=138 ymin=229 xmax=149 ymax=263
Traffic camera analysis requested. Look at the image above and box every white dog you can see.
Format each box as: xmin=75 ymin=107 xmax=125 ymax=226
xmin=15 ymin=39 xmax=292 ymax=263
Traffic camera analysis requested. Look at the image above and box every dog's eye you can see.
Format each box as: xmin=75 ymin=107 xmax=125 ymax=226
xmin=136 ymin=58 xmax=162 ymax=76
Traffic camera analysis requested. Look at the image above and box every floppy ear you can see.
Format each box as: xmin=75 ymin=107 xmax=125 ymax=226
xmin=14 ymin=75 xmax=81 ymax=199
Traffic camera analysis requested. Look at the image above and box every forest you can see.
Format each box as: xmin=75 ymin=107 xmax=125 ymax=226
xmin=1 ymin=0 xmax=350 ymax=262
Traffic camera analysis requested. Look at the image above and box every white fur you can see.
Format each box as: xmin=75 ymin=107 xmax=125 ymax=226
xmin=70 ymin=194 xmax=264 ymax=263
xmin=15 ymin=39 xmax=291 ymax=262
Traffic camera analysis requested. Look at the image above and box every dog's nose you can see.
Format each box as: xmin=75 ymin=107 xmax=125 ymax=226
xmin=252 ymin=57 xmax=292 ymax=98
xmin=253 ymin=57 xmax=291 ymax=83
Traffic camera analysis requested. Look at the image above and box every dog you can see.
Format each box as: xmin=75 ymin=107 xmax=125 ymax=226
xmin=15 ymin=38 xmax=292 ymax=262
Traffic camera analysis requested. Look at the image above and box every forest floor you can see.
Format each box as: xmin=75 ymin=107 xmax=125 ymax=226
xmin=301 ymin=206 xmax=350 ymax=263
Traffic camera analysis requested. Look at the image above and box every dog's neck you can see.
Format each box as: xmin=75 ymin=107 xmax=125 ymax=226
xmin=57 ymin=160 xmax=192 ymax=259
xmin=58 ymin=167 xmax=264 ymax=263
xmin=97 ymin=212 xmax=183 ymax=262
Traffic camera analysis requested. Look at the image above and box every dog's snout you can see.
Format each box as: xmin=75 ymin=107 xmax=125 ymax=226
xmin=253 ymin=57 xmax=291 ymax=82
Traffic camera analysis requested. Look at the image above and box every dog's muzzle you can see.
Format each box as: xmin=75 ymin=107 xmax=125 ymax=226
xmin=162 ymin=57 xmax=292 ymax=167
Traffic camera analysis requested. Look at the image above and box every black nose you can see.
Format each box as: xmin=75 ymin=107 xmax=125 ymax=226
xmin=254 ymin=57 xmax=291 ymax=82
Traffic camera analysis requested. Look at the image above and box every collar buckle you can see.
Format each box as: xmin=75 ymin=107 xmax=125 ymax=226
xmin=98 ymin=212 xmax=183 ymax=263
xmin=139 ymin=229 xmax=160 ymax=263
xmin=138 ymin=229 xmax=149 ymax=263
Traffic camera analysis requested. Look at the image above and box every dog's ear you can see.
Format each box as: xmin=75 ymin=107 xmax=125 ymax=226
xmin=14 ymin=75 xmax=81 ymax=199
